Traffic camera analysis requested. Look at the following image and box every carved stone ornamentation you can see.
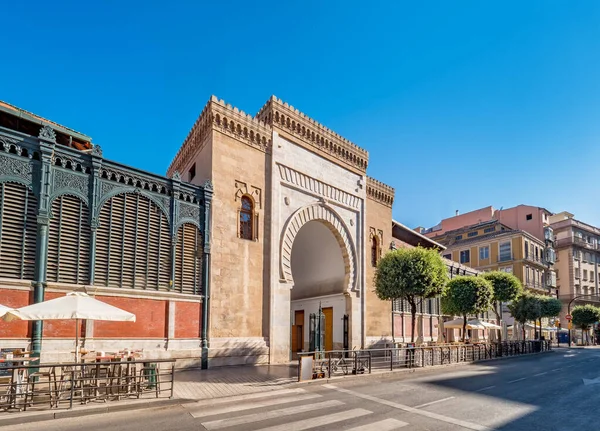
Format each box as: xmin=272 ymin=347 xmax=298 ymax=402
xmin=38 ymin=125 xmax=57 ymax=142
xmin=0 ymin=154 xmax=32 ymax=182
xmin=234 ymin=180 xmax=262 ymax=209
xmin=203 ymin=179 xmax=213 ymax=192
xmin=172 ymin=171 xmax=181 ymax=181
xmin=91 ymin=145 xmax=103 ymax=157
xmin=179 ymin=201 xmax=200 ymax=221
xmin=53 ymin=169 xmax=89 ymax=195
xmin=278 ymin=163 xmax=360 ymax=209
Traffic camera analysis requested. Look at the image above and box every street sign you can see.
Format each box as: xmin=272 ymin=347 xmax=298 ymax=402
xmin=566 ymin=314 xmax=572 ymax=320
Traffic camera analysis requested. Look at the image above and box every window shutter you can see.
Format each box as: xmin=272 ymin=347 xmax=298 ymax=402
xmin=95 ymin=193 xmax=171 ymax=290
xmin=175 ymin=223 xmax=202 ymax=294
xmin=0 ymin=182 xmax=37 ymax=280
xmin=47 ymin=195 xmax=91 ymax=284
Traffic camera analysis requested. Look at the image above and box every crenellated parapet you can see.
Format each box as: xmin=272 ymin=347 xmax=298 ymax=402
xmin=256 ymin=96 xmax=369 ymax=173
xmin=366 ymin=176 xmax=394 ymax=208
xmin=167 ymin=96 xmax=272 ymax=177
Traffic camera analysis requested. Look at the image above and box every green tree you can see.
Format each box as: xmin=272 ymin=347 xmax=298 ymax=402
xmin=375 ymin=246 xmax=448 ymax=343
xmin=508 ymin=293 xmax=541 ymax=339
xmin=539 ymin=296 xmax=562 ymax=336
xmin=481 ymin=271 xmax=523 ymax=341
xmin=441 ymin=276 xmax=494 ymax=341
xmin=571 ymin=305 xmax=600 ymax=345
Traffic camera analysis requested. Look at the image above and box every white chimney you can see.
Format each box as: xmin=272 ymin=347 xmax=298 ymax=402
xmin=455 ymin=210 xmax=459 ymax=216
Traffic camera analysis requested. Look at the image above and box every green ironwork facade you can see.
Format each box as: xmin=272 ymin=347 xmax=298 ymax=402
xmin=0 ymin=123 xmax=212 ymax=358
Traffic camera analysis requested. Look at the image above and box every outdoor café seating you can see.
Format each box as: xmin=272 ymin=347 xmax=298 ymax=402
xmin=0 ymin=348 xmax=173 ymax=412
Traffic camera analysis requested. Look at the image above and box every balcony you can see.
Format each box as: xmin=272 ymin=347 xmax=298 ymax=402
xmin=555 ymin=236 xmax=597 ymax=250
xmin=497 ymin=254 xmax=514 ymax=263
xmin=524 ymin=252 xmax=544 ymax=265
xmin=524 ymin=281 xmax=547 ymax=292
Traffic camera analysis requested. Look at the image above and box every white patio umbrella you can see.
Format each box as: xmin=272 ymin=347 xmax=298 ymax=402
xmin=468 ymin=319 xmax=502 ymax=330
xmin=4 ymin=292 xmax=136 ymax=362
xmin=438 ymin=318 xmax=486 ymax=330
xmin=0 ymin=304 xmax=14 ymax=319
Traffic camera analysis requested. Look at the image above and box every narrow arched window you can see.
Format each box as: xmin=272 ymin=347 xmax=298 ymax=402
xmin=239 ymin=196 xmax=254 ymax=240
xmin=371 ymin=236 xmax=379 ymax=267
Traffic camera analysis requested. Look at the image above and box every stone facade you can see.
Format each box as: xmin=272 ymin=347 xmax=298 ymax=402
xmin=168 ymin=96 xmax=395 ymax=366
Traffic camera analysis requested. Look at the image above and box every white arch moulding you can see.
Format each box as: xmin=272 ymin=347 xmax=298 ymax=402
xmin=280 ymin=202 xmax=357 ymax=293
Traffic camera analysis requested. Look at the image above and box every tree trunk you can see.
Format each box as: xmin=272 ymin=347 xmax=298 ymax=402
xmin=495 ymin=301 xmax=503 ymax=343
xmin=522 ymin=322 xmax=526 ymax=340
xmin=462 ymin=314 xmax=467 ymax=342
xmin=410 ymin=301 xmax=417 ymax=343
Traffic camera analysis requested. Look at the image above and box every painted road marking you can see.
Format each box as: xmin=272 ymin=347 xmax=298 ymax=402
xmin=346 ymin=418 xmax=409 ymax=430
xmin=191 ymin=388 xmax=307 ymax=406
xmin=508 ymin=378 xmax=527 ymax=384
xmin=533 ymin=372 xmax=548 ymax=377
xmin=475 ymin=386 xmax=496 ymax=392
xmin=187 ymin=393 xmax=321 ymax=418
xmin=201 ymin=399 xmax=344 ymax=430
xmin=323 ymin=384 xmax=490 ymax=431
xmin=414 ymin=397 xmax=455 ymax=409
xmin=257 ymin=408 xmax=372 ymax=431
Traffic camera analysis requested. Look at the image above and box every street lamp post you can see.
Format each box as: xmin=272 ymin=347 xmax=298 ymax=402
xmin=567 ymin=294 xmax=599 ymax=347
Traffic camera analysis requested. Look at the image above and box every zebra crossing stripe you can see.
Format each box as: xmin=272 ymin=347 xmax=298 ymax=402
xmin=187 ymin=393 xmax=321 ymax=418
xmin=201 ymin=399 xmax=345 ymax=430
xmin=197 ymin=388 xmax=307 ymax=406
xmin=346 ymin=418 xmax=409 ymax=430
xmin=256 ymin=408 xmax=372 ymax=431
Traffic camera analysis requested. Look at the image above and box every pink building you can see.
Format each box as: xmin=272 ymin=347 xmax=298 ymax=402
xmin=418 ymin=205 xmax=552 ymax=242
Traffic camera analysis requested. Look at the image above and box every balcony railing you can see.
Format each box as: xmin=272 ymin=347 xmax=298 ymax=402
xmin=524 ymin=252 xmax=544 ymax=265
xmin=525 ymin=281 xmax=547 ymax=291
xmin=497 ymin=254 xmax=514 ymax=263
xmin=555 ymin=236 xmax=598 ymax=250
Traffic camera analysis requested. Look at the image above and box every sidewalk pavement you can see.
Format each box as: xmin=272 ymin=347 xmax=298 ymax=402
xmin=174 ymin=363 xmax=298 ymax=401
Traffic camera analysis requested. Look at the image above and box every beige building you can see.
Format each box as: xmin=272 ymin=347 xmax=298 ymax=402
xmin=426 ymin=220 xmax=556 ymax=295
xmin=168 ymin=96 xmax=395 ymax=366
xmin=550 ymin=212 xmax=600 ymax=325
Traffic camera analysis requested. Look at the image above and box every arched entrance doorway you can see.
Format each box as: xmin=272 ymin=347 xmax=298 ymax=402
xmin=288 ymin=222 xmax=353 ymax=359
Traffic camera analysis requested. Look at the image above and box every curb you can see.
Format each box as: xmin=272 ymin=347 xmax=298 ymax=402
xmin=0 ymin=398 xmax=182 ymax=426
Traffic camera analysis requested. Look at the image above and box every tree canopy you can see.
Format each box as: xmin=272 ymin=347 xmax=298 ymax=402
xmin=441 ymin=276 xmax=493 ymax=341
xmin=507 ymin=293 xmax=541 ymax=325
xmin=540 ymin=296 xmax=562 ymax=319
xmin=375 ymin=246 xmax=448 ymax=343
xmin=571 ymin=305 xmax=600 ymax=330
xmin=481 ymin=271 xmax=523 ymax=305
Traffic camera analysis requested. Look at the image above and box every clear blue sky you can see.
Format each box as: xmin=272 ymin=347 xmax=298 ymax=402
xmin=2 ymin=1 xmax=599 ymax=229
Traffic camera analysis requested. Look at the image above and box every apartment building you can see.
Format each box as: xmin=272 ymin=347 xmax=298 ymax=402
xmin=419 ymin=204 xmax=552 ymax=242
xmin=427 ymin=220 xmax=557 ymax=295
xmin=550 ymin=212 xmax=600 ymax=324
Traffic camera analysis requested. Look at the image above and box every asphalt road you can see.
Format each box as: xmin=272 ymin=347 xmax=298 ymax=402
xmin=14 ymin=347 xmax=600 ymax=431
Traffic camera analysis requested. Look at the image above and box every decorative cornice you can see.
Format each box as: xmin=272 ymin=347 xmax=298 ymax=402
xmin=366 ymin=176 xmax=394 ymax=208
xmin=256 ymin=96 xmax=369 ymax=173
xmin=167 ymin=96 xmax=272 ymax=178
xmin=278 ymin=163 xmax=361 ymax=209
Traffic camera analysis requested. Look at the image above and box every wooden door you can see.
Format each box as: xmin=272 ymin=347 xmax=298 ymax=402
xmin=322 ymin=307 xmax=334 ymax=351
xmin=292 ymin=310 xmax=304 ymax=354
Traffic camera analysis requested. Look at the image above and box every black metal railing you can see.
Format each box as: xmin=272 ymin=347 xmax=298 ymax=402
xmin=297 ymin=341 xmax=552 ymax=381
xmin=0 ymin=359 xmax=175 ymax=413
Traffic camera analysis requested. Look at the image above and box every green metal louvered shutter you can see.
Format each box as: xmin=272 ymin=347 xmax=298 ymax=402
xmin=0 ymin=182 xmax=37 ymax=280
xmin=47 ymin=195 xmax=91 ymax=284
xmin=95 ymin=193 xmax=171 ymax=290
xmin=175 ymin=223 xmax=202 ymax=294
